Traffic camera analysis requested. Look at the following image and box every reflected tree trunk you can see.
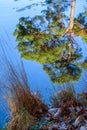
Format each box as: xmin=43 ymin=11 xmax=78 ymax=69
xmin=62 ymin=0 xmax=76 ymax=37
xmin=67 ymin=0 xmax=76 ymax=32
xmin=61 ymin=0 xmax=76 ymax=64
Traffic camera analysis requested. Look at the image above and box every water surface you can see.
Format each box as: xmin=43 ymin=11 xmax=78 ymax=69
xmin=0 ymin=0 xmax=87 ymax=128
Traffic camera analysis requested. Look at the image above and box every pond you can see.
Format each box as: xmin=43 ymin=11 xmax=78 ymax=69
xmin=0 ymin=0 xmax=87 ymax=128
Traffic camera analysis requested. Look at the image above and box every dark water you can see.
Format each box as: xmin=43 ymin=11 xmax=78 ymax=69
xmin=0 ymin=0 xmax=87 ymax=128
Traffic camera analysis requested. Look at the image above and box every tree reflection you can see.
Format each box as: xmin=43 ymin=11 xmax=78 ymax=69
xmin=44 ymin=64 xmax=81 ymax=84
xmin=73 ymin=11 xmax=87 ymax=43
xmin=43 ymin=56 xmax=82 ymax=85
xmin=14 ymin=0 xmax=87 ymax=84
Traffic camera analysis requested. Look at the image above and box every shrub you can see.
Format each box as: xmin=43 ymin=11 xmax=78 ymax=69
xmin=78 ymin=91 xmax=87 ymax=107
xmin=51 ymin=84 xmax=76 ymax=108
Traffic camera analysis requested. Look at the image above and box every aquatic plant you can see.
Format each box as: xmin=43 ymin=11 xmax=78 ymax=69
xmin=0 ymin=45 xmax=48 ymax=130
xmin=51 ymin=84 xmax=77 ymax=108
xmin=51 ymin=83 xmax=87 ymax=110
xmin=78 ymin=91 xmax=87 ymax=107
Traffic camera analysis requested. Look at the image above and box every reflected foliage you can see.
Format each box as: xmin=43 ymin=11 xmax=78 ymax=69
xmin=43 ymin=47 xmax=82 ymax=84
xmin=14 ymin=1 xmax=70 ymax=64
xmin=14 ymin=0 xmax=87 ymax=84
xmin=81 ymin=58 xmax=87 ymax=70
xmin=44 ymin=63 xmax=81 ymax=84
xmin=73 ymin=11 xmax=87 ymax=43
xmin=14 ymin=1 xmax=46 ymax=12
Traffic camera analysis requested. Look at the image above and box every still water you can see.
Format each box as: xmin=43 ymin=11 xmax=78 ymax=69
xmin=0 ymin=0 xmax=87 ymax=128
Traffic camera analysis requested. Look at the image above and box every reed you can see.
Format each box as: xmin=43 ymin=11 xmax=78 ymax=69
xmin=0 ymin=44 xmax=48 ymax=130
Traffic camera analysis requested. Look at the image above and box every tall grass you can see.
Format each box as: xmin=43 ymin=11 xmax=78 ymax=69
xmin=3 ymin=60 xmax=48 ymax=117
xmin=0 ymin=44 xmax=48 ymax=130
